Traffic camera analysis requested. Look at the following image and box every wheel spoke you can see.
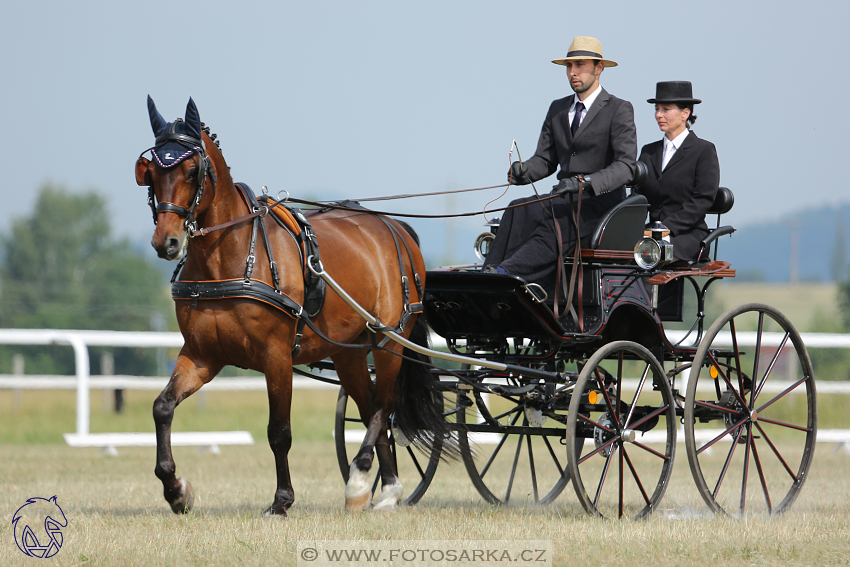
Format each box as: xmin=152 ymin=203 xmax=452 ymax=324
xmin=740 ymin=424 xmax=752 ymax=515
xmin=756 ymin=416 xmax=810 ymax=432
xmin=624 ymin=364 xmax=650 ymax=428
xmin=713 ymin=425 xmax=745 ymax=498
xmin=578 ymin=412 xmax=615 ymax=434
xmin=596 ymin=372 xmax=622 ymax=429
xmin=755 ymin=376 xmax=811 ymax=414
xmin=504 ymin=427 xmax=525 ymax=503
xmin=627 ymin=405 xmax=669 ymax=432
xmin=479 ymin=411 xmax=522 ymax=479
xmin=750 ymin=312 xmax=764 ymax=408
xmin=753 ymin=422 xmax=799 ymax=481
xmin=708 ymin=351 xmax=749 ymax=409
xmin=755 ymin=332 xmax=790 ymax=402
xmin=694 ymin=398 xmax=746 ymax=416
xmin=698 ymin=415 xmax=748 ymax=455
xmin=578 ymin=437 xmax=618 ymax=465
xmin=593 ymin=444 xmax=616 ymax=507
xmin=542 ymin=436 xmax=565 ymax=476
xmin=622 ymin=446 xmax=651 ymax=505
xmin=730 ymin=318 xmax=747 ymax=402
xmin=750 ymin=437 xmax=772 ymax=514
xmin=406 ymin=446 xmax=426 ymax=478
xmin=527 ymin=434 xmax=539 ymax=503
xmin=631 ymin=440 xmax=670 ymax=460
xmin=618 ymin=442 xmax=624 ymax=518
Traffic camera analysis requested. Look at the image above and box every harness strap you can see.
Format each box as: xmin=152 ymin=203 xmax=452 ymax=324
xmin=172 ymin=279 xmax=303 ymax=319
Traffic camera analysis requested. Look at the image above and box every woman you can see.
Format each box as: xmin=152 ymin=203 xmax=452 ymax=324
xmin=636 ymin=81 xmax=720 ymax=263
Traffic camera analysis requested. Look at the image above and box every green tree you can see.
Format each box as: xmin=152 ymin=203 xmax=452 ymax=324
xmin=0 ymin=184 xmax=173 ymax=375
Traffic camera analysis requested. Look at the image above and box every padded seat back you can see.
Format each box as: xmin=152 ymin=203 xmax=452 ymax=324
xmin=587 ymin=194 xmax=649 ymax=250
xmin=709 ymin=187 xmax=734 ymax=215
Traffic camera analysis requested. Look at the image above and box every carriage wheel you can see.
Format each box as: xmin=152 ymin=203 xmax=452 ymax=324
xmin=457 ymin=386 xmax=580 ymax=505
xmin=566 ymin=341 xmax=676 ymax=519
xmin=334 ymin=387 xmax=441 ymax=506
xmin=684 ymin=303 xmax=816 ymax=516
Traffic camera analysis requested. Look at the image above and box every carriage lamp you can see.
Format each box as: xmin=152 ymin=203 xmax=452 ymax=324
xmin=474 ymin=218 xmax=501 ymax=261
xmin=634 ymin=222 xmax=674 ymax=270
xmin=474 ymin=232 xmax=495 ymax=261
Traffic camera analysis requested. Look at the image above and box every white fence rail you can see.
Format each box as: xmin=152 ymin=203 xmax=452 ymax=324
xmin=1 ymin=329 xmax=849 ymax=451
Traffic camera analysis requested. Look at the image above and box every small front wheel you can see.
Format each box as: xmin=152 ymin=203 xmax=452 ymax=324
xmin=567 ymin=341 xmax=676 ymax=519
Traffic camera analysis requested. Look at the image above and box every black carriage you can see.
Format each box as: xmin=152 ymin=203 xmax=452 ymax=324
xmin=332 ymin=188 xmax=816 ymax=518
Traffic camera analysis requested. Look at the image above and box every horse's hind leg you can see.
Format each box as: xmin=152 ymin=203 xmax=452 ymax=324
xmin=332 ymin=349 xmax=399 ymax=512
xmin=153 ymin=353 xmax=220 ymax=514
xmin=334 ymin=348 xmax=405 ymax=512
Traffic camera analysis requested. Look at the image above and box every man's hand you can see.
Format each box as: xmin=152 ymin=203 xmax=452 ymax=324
xmin=508 ymin=161 xmax=530 ymax=185
xmin=551 ymin=176 xmax=580 ymax=196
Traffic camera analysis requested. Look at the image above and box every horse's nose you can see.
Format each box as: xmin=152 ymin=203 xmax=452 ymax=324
xmin=152 ymin=235 xmax=182 ymax=260
xmin=165 ymin=237 xmax=181 ymax=258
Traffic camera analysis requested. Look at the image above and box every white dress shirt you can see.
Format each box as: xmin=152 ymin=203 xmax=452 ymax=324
xmin=662 ymin=128 xmax=690 ymax=170
xmin=569 ymin=85 xmax=603 ymax=131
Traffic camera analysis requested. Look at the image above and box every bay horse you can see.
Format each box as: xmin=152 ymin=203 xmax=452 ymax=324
xmin=135 ymin=96 xmax=450 ymax=516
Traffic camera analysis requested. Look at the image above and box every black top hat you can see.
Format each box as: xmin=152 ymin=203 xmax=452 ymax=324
xmin=647 ymin=81 xmax=702 ymax=105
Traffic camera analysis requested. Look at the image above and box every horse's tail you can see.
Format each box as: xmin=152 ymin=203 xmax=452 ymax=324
xmin=393 ymin=315 xmax=460 ymax=460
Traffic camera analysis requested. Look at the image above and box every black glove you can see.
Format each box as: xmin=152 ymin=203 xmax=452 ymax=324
xmin=508 ymin=161 xmax=530 ymax=185
xmin=551 ymin=175 xmax=592 ymax=197
xmin=551 ymin=176 xmax=581 ymax=196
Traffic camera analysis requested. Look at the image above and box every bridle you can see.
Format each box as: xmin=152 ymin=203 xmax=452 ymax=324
xmin=137 ymin=124 xmax=217 ymax=236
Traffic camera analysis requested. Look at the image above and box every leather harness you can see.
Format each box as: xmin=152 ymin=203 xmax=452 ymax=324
xmin=140 ymin=135 xmax=421 ymax=355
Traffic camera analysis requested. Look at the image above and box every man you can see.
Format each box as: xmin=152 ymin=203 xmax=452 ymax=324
xmin=483 ymin=36 xmax=637 ymax=293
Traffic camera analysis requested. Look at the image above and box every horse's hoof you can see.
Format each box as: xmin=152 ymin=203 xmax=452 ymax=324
xmin=168 ymin=477 xmax=195 ymax=514
xmin=372 ymin=483 xmax=403 ymax=513
xmin=345 ymin=491 xmax=372 ymax=513
xmin=262 ymin=505 xmax=288 ymax=518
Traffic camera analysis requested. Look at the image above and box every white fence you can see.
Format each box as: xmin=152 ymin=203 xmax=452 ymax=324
xmin=1 ymin=329 xmax=849 ymax=452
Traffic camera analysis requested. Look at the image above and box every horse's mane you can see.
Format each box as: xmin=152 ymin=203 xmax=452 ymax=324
xmin=200 ymin=122 xmax=221 ymax=151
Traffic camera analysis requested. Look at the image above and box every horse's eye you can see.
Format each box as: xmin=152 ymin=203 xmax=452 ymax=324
xmin=187 ymin=167 xmax=199 ymax=179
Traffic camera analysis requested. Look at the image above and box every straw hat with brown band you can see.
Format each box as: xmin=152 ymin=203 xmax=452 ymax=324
xmin=551 ymin=36 xmax=617 ymax=68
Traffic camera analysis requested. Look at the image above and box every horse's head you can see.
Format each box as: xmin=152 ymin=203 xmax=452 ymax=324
xmin=136 ymin=96 xmax=217 ymax=260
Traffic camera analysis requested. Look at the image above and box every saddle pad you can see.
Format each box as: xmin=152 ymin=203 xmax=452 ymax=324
xmin=264 ymin=198 xmax=302 ymax=237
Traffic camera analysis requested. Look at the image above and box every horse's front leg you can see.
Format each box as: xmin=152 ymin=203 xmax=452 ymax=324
xmin=263 ymin=362 xmax=296 ymax=517
xmin=153 ymin=352 xmax=220 ymax=514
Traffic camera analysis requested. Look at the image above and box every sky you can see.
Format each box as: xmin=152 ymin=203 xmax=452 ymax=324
xmin=1 ymin=0 xmax=848 ymax=266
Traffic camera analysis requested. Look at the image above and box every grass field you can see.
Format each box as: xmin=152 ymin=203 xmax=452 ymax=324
xmin=2 ymin=387 xmax=850 ymax=566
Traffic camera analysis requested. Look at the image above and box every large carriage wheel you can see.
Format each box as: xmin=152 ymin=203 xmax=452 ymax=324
xmin=684 ymin=303 xmax=816 ymax=516
xmin=334 ymin=387 xmax=441 ymax=506
xmin=457 ymin=381 xmax=582 ymax=506
xmin=566 ymin=341 xmax=676 ymax=519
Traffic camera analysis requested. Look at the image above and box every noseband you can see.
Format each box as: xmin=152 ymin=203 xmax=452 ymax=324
xmin=138 ymin=127 xmax=217 ymax=236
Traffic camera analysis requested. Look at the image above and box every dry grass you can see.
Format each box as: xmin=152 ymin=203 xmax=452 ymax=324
xmin=2 ymin=431 xmax=850 ymax=566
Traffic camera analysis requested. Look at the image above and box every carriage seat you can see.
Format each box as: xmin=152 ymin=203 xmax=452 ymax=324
xmin=696 ymin=187 xmax=736 ymax=262
xmin=583 ymin=193 xmax=649 ymax=250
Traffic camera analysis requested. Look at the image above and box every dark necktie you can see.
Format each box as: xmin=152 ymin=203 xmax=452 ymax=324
xmin=571 ymin=102 xmax=585 ymax=137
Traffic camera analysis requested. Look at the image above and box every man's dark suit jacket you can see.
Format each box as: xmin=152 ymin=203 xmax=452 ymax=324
xmin=524 ymin=87 xmax=638 ymax=197
xmin=636 ymin=131 xmax=720 ymax=261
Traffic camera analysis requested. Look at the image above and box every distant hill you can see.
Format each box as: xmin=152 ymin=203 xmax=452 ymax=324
xmin=717 ymin=203 xmax=850 ymax=283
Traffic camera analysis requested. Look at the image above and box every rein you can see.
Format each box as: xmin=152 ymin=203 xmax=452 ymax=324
xmin=280 ymin=192 xmax=565 ymax=219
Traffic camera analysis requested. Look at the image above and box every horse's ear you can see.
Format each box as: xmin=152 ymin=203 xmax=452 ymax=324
xmin=184 ymin=97 xmax=202 ymax=140
xmin=147 ymin=95 xmax=167 ymax=136
xmin=136 ymin=156 xmax=152 ymax=186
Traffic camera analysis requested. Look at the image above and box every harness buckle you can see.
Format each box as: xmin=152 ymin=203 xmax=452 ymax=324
xmin=186 ymin=219 xmax=199 ymax=237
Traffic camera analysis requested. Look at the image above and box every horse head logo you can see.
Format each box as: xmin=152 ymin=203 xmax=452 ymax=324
xmin=12 ymin=496 xmax=67 ymax=558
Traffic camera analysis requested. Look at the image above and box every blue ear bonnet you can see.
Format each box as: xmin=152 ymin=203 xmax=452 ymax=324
xmin=147 ymin=95 xmax=203 ymax=167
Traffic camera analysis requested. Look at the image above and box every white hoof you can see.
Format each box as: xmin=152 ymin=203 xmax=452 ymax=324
xmin=345 ymin=463 xmax=372 ymax=512
xmin=372 ymin=482 xmax=404 ymax=512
